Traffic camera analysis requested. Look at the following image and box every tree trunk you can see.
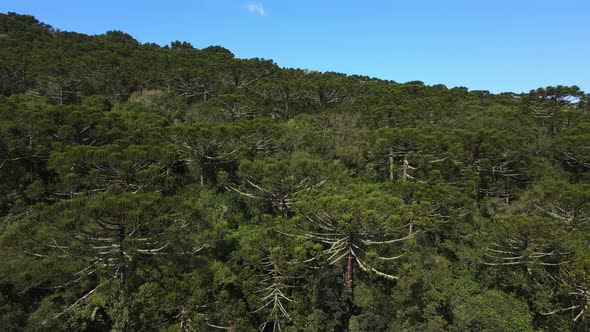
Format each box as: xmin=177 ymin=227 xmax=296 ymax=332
xmin=199 ymin=163 xmax=204 ymax=187
xmin=345 ymin=236 xmax=353 ymax=289
xmin=505 ymin=183 xmax=510 ymax=203
xmin=342 ymin=245 xmax=356 ymax=332
xmin=115 ymin=224 xmax=128 ymax=332
xmin=389 ymin=148 xmax=395 ymax=181
xmin=402 ymin=158 xmax=410 ymax=182
xmin=117 ymin=224 xmax=127 ymax=292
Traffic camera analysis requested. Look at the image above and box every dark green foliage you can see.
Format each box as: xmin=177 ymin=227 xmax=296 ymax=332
xmin=452 ymin=290 xmax=533 ymax=331
xmin=0 ymin=12 xmax=589 ymax=331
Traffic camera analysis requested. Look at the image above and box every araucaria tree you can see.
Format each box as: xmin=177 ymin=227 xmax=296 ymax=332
xmin=279 ymin=183 xmax=420 ymax=329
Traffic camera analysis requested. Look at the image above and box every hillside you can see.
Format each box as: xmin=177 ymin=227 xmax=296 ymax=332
xmin=1 ymin=12 xmax=590 ymax=331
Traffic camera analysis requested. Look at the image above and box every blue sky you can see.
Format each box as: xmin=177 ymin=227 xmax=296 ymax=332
xmin=2 ymin=0 xmax=589 ymax=93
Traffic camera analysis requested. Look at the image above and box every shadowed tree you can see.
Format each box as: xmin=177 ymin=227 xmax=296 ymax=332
xmin=230 ymin=152 xmax=333 ymax=217
xmin=171 ymin=124 xmax=240 ymax=187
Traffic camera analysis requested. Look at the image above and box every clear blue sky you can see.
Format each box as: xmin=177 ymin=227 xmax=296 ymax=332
xmin=2 ymin=0 xmax=589 ymax=93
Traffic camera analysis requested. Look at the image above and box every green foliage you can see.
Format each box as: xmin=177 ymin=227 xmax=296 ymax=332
xmin=0 ymin=12 xmax=588 ymax=331
xmin=452 ymin=290 xmax=533 ymax=332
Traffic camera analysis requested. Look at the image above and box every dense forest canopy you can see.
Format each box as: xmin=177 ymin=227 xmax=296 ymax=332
xmin=1 ymin=12 xmax=590 ymax=331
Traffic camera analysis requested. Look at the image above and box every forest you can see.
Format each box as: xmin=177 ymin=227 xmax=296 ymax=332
xmin=1 ymin=12 xmax=590 ymax=331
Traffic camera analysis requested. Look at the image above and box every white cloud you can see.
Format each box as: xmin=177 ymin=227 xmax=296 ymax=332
xmin=246 ymin=2 xmax=266 ymax=16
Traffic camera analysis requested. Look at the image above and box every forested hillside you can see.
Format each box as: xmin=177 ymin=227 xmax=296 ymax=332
xmin=1 ymin=12 xmax=590 ymax=331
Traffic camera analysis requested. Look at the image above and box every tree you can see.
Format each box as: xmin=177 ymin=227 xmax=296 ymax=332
xmin=280 ymin=183 xmax=421 ymax=330
xmin=368 ymin=127 xmax=457 ymax=183
xmin=171 ymin=123 xmax=240 ymax=187
xmin=452 ymin=290 xmax=534 ymax=331
xmin=555 ymin=123 xmax=590 ymax=180
xmin=524 ymin=85 xmax=584 ymax=134
xmin=230 ymin=152 xmax=332 ymax=217
xmin=48 ymin=143 xmax=179 ymax=196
